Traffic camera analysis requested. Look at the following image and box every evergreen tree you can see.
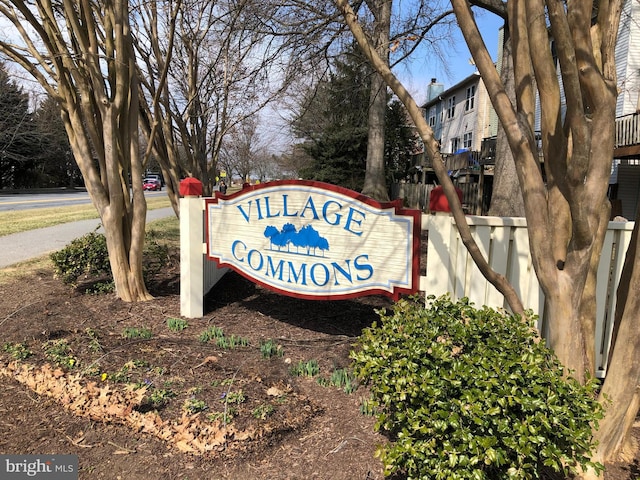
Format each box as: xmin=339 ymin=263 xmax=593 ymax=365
xmin=292 ymin=47 xmax=420 ymax=192
xmin=292 ymin=46 xmax=371 ymax=191
xmin=33 ymin=95 xmax=80 ymax=187
xmin=385 ymin=99 xmax=421 ymax=184
xmin=0 ymin=62 xmax=39 ymax=188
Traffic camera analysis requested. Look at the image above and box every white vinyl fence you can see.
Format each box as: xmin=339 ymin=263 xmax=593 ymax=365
xmin=423 ymin=214 xmax=634 ymax=378
xmin=181 ymin=197 xmax=634 ymax=377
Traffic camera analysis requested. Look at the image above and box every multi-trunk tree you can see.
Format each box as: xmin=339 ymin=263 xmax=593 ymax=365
xmin=134 ymin=0 xmax=296 ymax=200
xmin=335 ymin=0 xmax=640 ymax=473
xmin=0 ymin=0 xmax=152 ymax=302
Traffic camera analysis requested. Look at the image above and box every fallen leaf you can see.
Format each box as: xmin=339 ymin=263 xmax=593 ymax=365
xmin=267 ymin=386 xmax=284 ymax=397
xmin=194 ymin=356 xmax=218 ymax=369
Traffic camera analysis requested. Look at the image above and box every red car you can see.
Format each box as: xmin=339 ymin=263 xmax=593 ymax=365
xmin=143 ymin=178 xmax=162 ymax=191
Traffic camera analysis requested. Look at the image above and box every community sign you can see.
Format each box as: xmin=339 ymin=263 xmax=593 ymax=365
xmin=205 ymin=180 xmax=421 ymax=301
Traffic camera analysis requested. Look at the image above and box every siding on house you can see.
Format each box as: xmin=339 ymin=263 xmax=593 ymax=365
xmin=422 ymin=73 xmax=493 ymax=155
xmin=615 ymin=0 xmax=640 ymax=117
xmin=613 ymin=0 xmax=640 ymax=219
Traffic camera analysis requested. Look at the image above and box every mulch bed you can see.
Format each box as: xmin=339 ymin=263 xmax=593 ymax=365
xmin=0 ymin=252 xmax=638 ymax=479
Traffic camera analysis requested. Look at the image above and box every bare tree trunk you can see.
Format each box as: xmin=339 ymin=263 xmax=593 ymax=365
xmin=594 ymin=202 xmax=640 ymax=463
xmin=361 ymin=0 xmax=391 ymax=202
xmin=488 ymin=24 xmax=525 ymax=217
xmin=362 ymin=73 xmax=390 ymax=201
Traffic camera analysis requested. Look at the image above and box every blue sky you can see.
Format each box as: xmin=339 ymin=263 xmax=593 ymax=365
xmin=397 ymin=9 xmax=504 ymax=105
xmin=261 ymin=9 xmax=505 ymax=153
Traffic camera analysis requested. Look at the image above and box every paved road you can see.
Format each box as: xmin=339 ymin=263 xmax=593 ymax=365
xmin=0 ymin=207 xmax=175 ymax=269
xmin=0 ymin=190 xmax=165 ymax=212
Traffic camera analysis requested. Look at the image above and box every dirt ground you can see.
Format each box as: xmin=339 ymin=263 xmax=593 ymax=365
xmin=0 ymin=251 xmax=639 ymax=479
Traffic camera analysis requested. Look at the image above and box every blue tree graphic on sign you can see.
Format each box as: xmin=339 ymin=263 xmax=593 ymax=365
xmin=264 ymin=224 xmax=330 ymax=257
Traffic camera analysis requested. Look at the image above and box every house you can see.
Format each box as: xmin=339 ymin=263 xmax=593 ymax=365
xmin=407 ymin=76 xmax=494 ymax=214
xmin=422 ymin=75 xmax=493 ymax=155
xmin=402 ymin=3 xmax=640 ymax=218
xmin=611 ymin=0 xmax=640 ymax=220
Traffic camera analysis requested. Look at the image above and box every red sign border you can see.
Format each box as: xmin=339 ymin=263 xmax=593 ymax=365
xmin=205 ymin=179 xmax=421 ymax=301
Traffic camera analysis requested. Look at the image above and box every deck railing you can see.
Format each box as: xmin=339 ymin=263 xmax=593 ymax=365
xmin=615 ymin=112 xmax=640 ymax=148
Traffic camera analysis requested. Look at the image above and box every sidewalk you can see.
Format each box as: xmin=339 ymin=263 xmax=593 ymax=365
xmin=0 ymin=207 xmax=174 ymax=269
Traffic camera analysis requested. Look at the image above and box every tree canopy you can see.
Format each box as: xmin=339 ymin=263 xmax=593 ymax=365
xmin=0 ymin=63 xmax=38 ymax=188
xmin=0 ymin=64 xmax=76 ymax=189
xmin=292 ymin=46 xmax=419 ymax=191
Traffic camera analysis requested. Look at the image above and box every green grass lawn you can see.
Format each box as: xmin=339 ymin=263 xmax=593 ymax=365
xmin=0 ymin=197 xmax=178 ymax=283
xmin=0 ymin=196 xmax=172 ymax=237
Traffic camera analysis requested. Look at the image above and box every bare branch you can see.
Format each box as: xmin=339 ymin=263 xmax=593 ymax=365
xmin=469 ymin=0 xmax=506 ymax=18
xmin=335 ymin=0 xmax=525 ymax=313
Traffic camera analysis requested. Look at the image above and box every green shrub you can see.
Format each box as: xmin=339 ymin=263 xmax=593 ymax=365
xmin=143 ymin=239 xmax=169 ymax=278
xmin=50 ymin=229 xmax=170 ymax=289
xmin=350 ymin=295 xmax=604 ymax=480
xmin=50 ymin=230 xmax=111 ymax=285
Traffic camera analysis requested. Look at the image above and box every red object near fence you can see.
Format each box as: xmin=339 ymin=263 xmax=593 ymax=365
xmin=180 ymin=177 xmax=203 ymax=197
xmin=429 ymin=185 xmax=463 ymax=213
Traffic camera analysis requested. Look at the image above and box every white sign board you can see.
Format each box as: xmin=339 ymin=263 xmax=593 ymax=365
xmin=206 ymin=180 xmax=420 ymax=300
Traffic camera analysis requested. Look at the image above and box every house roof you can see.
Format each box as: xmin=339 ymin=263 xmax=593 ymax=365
xmin=422 ymin=72 xmax=483 ymax=108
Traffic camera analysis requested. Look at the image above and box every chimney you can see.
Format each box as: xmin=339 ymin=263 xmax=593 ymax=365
xmin=427 ymin=78 xmax=444 ymax=102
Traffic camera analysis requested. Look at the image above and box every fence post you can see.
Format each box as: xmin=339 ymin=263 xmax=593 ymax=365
xmin=180 ymin=196 xmax=205 ymax=318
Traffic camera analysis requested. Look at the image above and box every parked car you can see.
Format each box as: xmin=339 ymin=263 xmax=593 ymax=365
xmin=145 ymin=173 xmax=164 ymax=186
xmin=143 ymin=178 xmax=162 ymax=191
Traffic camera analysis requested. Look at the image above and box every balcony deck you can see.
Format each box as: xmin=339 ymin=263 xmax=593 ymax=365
xmin=615 ymin=112 xmax=640 ymax=157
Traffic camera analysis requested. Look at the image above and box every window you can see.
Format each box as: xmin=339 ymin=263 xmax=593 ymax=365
xmin=447 ymin=96 xmax=456 ymax=119
xmin=451 ymin=137 xmax=460 ymax=153
xmin=428 ymin=107 xmax=436 ymax=127
xmin=463 ymin=132 xmax=473 ymax=149
xmin=465 ymin=85 xmax=476 ymax=111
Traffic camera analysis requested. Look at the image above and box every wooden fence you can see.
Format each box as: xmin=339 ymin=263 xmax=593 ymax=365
xmin=391 ymin=180 xmax=487 ymax=215
xmin=181 ymin=197 xmax=634 ymax=377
